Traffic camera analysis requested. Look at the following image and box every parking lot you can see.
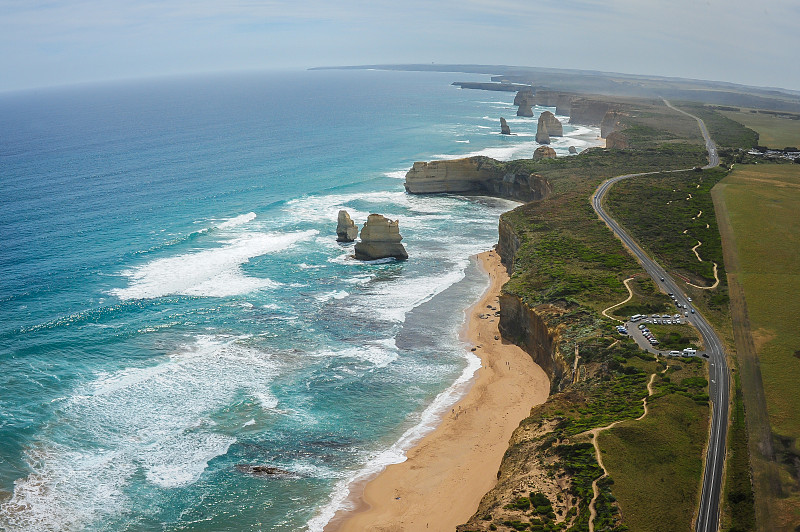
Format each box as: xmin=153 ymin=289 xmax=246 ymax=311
xmin=616 ymin=315 xmax=708 ymax=358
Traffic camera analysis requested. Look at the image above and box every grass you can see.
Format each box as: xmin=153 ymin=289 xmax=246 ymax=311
xmin=646 ymin=323 xmax=703 ymax=351
xmin=721 ymin=373 xmax=757 ymax=532
xmin=673 ymin=103 xmax=760 ymax=149
xmin=502 ymin=144 xmax=707 ymax=313
xmin=716 ymin=163 xmax=800 ymax=527
xmin=611 ymin=276 xmax=674 ymax=318
xmin=597 ymin=359 xmax=709 ymax=532
xmin=719 ymin=109 xmax=800 ymax=150
xmin=604 ymin=167 xmax=728 ymax=286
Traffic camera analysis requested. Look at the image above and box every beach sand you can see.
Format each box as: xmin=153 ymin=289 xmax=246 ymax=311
xmin=328 ymin=250 xmax=550 ymax=532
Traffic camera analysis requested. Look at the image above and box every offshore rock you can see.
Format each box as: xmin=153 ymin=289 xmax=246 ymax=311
xmin=354 ymin=214 xmax=408 ymax=261
xmin=404 ymin=157 xmax=552 ymax=203
xmin=336 ymin=210 xmax=358 ymax=242
xmin=236 ymin=464 xmax=299 ymax=478
xmin=533 ymin=146 xmax=557 ymax=160
xmin=535 ymin=121 xmax=550 ymax=144
xmin=538 ymin=111 xmax=563 ymax=137
xmin=515 ymin=89 xmax=534 ymax=117
xmin=605 ymin=131 xmax=629 ymax=149
xmin=500 ymin=117 xmax=511 ymax=135
xmin=568 ymin=146 xmax=578 ymax=154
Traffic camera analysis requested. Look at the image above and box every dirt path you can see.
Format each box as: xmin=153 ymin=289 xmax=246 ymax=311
xmin=587 ymin=373 xmax=656 ymax=531
xmin=601 ymin=277 xmax=635 ymax=322
xmin=685 ymin=240 xmax=720 ymax=290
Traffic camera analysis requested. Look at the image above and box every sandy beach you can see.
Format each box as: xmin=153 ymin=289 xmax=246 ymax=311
xmin=327 ymin=250 xmax=551 ymax=532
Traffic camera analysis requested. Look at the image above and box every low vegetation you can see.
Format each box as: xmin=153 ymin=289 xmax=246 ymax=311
xmin=718 ymin=108 xmax=800 ymax=150
xmin=598 ymin=358 xmax=709 ymax=532
xmin=674 ymin=103 xmax=760 ymax=149
xmin=716 ymin=163 xmax=800 ymax=527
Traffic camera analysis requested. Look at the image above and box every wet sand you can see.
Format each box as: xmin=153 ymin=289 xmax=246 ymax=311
xmin=328 ymin=250 xmax=550 ymax=532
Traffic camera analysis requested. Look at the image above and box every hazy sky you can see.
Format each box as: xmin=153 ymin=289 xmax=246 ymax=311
xmin=2 ymin=0 xmax=798 ymax=92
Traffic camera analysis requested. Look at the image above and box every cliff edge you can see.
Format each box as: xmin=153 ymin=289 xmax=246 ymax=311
xmin=404 ymin=157 xmax=552 ymax=203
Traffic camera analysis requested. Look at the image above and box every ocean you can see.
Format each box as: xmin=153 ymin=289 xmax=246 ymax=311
xmin=0 ymin=69 xmax=599 ymax=531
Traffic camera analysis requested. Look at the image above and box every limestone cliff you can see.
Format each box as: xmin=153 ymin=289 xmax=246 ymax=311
xmin=404 ymin=157 xmax=552 ymax=203
xmin=515 ymin=89 xmax=534 ymax=117
xmin=500 ymin=117 xmax=511 ymax=135
xmin=538 ymin=110 xmax=563 ymax=137
xmin=535 ymin=121 xmax=550 ymax=144
xmin=605 ymin=130 xmax=629 ymax=149
xmin=336 ymin=210 xmax=358 ymax=242
xmin=354 ymin=214 xmax=408 ymax=261
xmin=569 ymin=98 xmax=612 ymax=125
xmin=533 ymin=146 xmax=557 ymax=160
xmin=600 ymin=110 xmax=623 ymax=139
xmin=533 ymin=90 xmax=574 ymax=116
xmin=498 ymin=295 xmax=565 ymax=393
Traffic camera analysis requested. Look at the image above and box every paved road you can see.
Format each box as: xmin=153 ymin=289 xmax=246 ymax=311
xmin=592 ymin=101 xmax=728 ymax=532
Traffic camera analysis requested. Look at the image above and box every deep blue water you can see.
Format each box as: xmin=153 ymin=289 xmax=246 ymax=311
xmin=0 ymin=69 xmax=599 ymax=531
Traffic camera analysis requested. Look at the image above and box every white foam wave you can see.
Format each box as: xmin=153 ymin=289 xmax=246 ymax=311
xmin=0 ymin=336 xmax=280 ymax=529
xmin=111 ymin=230 xmax=317 ymax=300
xmin=383 ymin=170 xmax=408 ymax=180
xmin=315 ymin=340 xmax=398 ymax=368
xmin=314 ymin=290 xmax=349 ymax=303
xmin=216 ymin=212 xmax=256 ymax=230
xmin=306 ymin=350 xmax=482 ymax=532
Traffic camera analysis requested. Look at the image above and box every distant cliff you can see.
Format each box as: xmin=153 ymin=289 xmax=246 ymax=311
xmin=569 ymin=98 xmax=613 ymax=125
xmin=404 ymin=157 xmax=552 ymax=203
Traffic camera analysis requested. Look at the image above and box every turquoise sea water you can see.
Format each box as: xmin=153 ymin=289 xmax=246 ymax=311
xmin=0 ymin=70 xmax=599 ymax=531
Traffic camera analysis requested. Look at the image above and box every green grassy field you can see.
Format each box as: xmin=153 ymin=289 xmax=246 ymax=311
xmin=717 ymin=164 xmax=800 ymax=527
xmin=674 ymin=103 xmax=759 ymax=149
xmin=720 ymin=109 xmax=800 ymax=149
xmin=598 ymin=359 xmax=709 ymax=532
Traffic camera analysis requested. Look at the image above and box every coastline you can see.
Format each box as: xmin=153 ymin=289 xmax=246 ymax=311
xmin=325 ymin=250 xmax=550 ymax=531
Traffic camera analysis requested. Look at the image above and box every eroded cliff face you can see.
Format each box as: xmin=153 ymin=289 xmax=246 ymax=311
xmin=404 ymin=157 xmax=552 ymax=203
xmin=569 ymin=98 xmax=612 ymax=125
xmin=496 ymin=217 xmax=521 ymax=274
xmin=600 ymin=110 xmax=623 ymax=139
xmin=533 ymin=90 xmax=574 ymax=116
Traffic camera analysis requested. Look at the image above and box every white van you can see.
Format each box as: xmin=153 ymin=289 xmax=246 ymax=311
xmin=683 ymin=348 xmax=697 ymax=356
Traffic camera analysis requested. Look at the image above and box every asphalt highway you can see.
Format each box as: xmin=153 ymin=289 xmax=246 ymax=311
xmin=592 ymin=102 xmax=727 ymax=532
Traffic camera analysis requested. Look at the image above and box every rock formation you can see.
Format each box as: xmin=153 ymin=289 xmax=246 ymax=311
xmin=569 ymin=98 xmax=612 ymax=125
xmin=535 ymin=121 xmax=550 ymax=144
xmin=336 ymin=210 xmax=358 ymax=242
xmin=354 ymin=214 xmax=408 ymax=261
xmin=568 ymin=146 xmax=578 ymax=154
xmin=500 ymin=117 xmax=511 ymax=135
xmin=600 ymin=110 xmax=623 ymax=138
xmin=515 ymin=89 xmax=534 ymax=117
xmin=533 ymin=146 xmax=557 ymax=160
xmin=538 ymin=111 xmax=563 ymax=137
xmin=533 ymin=90 xmax=574 ymax=116
xmin=605 ymin=132 xmax=626 ymax=149
xmin=605 ymin=131 xmax=629 ymax=149
xmin=404 ymin=157 xmax=552 ymax=203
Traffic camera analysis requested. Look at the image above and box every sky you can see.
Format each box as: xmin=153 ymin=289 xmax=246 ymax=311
xmin=2 ymin=0 xmax=799 ymax=93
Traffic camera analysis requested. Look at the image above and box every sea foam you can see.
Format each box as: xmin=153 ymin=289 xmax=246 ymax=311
xmin=111 ymin=230 xmax=317 ymax=300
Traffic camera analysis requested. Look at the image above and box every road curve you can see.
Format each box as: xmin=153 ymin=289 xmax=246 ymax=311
xmin=591 ymin=101 xmax=728 ymax=532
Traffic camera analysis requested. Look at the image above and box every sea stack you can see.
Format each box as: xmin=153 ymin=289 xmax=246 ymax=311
xmin=538 ymin=111 xmax=563 ymax=137
xmin=535 ymin=121 xmax=550 ymax=144
xmin=500 ymin=117 xmax=511 ymax=135
xmin=354 ymin=214 xmax=408 ymax=261
xmin=515 ymin=89 xmax=534 ymax=117
xmin=336 ymin=210 xmax=358 ymax=242
xmin=533 ymin=146 xmax=557 ymax=160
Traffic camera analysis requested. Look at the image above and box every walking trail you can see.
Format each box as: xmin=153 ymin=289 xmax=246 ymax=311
xmin=601 ymin=277 xmax=635 ymax=322
xmin=587 ymin=372 xmax=657 ymax=532
xmin=686 ymin=240 xmax=720 ymax=290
